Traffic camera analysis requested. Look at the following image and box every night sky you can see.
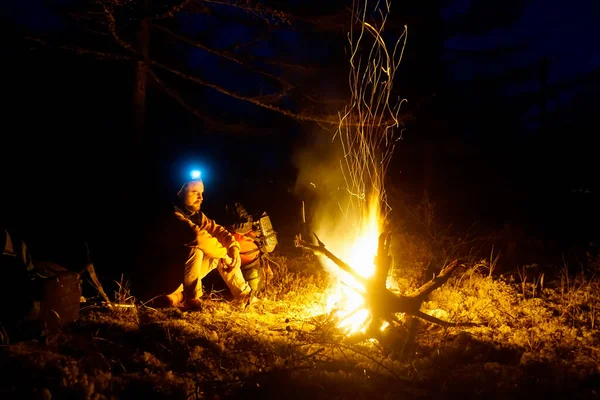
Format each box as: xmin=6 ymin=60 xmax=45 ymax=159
xmin=2 ymin=0 xmax=599 ymax=275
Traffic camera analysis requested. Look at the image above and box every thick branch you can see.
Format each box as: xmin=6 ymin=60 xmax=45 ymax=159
xmin=413 ymin=310 xmax=484 ymax=328
xmin=294 ymin=234 xmax=368 ymax=287
xmin=405 ymin=260 xmax=460 ymax=300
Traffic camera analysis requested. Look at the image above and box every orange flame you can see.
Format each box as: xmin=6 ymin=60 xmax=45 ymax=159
xmin=305 ymin=0 xmax=407 ymax=337
xmin=313 ymin=195 xmax=381 ymax=334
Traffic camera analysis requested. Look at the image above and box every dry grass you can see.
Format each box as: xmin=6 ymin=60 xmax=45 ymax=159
xmin=418 ymin=263 xmax=600 ymax=392
xmin=1 ymin=248 xmax=599 ymax=399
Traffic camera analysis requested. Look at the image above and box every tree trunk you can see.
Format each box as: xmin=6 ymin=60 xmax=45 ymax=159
xmin=133 ymin=0 xmax=150 ymax=152
xmin=539 ymin=57 xmax=549 ymax=136
xmin=423 ymin=141 xmax=433 ymax=196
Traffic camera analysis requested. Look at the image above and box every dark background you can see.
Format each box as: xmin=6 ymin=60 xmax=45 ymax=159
xmin=1 ymin=0 xmax=599 ymax=281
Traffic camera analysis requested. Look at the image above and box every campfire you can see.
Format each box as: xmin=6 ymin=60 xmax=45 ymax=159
xmin=294 ymin=0 xmax=483 ymax=338
xmin=301 ymin=195 xmax=388 ymax=335
xmin=292 ymin=0 xmax=402 ymax=337
xmin=296 ymin=228 xmax=482 ymax=339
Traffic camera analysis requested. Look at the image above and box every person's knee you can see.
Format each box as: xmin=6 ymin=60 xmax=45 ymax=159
xmin=186 ymin=247 xmax=219 ymax=280
xmin=187 ymin=247 xmax=205 ymax=263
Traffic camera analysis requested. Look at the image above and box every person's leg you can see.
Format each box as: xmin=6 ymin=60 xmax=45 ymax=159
xmin=152 ymin=248 xmax=216 ymax=309
xmin=242 ymin=266 xmax=261 ymax=293
xmin=218 ymin=263 xmax=251 ymax=300
xmin=177 ymin=248 xmax=221 ymax=310
xmin=183 ymin=247 xmax=215 ymax=300
xmin=166 ymin=284 xmax=184 ymax=305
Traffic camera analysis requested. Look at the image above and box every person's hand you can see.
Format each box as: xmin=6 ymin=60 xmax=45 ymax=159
xmin=226 ymin=246 xmax=241 ymax=269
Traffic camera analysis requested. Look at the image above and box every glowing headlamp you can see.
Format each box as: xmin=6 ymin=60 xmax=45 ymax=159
xmin=190 ymin=170 xmax=202 ymax=180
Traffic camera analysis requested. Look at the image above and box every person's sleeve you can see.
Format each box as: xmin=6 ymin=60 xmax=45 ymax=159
xmin=171 ymin=211 xmax=229 ymax=259
xmin=197 ymin=213 xmax=240 ymax=251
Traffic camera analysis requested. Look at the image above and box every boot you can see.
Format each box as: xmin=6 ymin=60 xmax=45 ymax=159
xmin=178 ymin=298 xmax=204 ymax=311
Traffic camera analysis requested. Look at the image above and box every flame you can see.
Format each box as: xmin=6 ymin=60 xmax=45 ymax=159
xmin=302 ymin=0 xmax=407 ymax=337
xmin=314 ymin=195 xmax=383 ymax=334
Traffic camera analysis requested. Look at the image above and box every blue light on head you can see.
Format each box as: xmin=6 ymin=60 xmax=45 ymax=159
xmin=190 ymin=170 xmax=202 ymax=180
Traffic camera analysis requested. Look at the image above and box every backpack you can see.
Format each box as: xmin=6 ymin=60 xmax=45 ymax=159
xmin=0 ymin=229 xmax=34 ymax=323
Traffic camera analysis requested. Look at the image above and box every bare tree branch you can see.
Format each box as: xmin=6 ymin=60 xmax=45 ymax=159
xmin=103 ymin=4 xmax=138 ymax=53
xmin=26 ymin=35 xmax=288 ymax=133
xmin=199 ymin=0 xmax=290 ymax=25
xmin=152 ymin=23 xmax=294 ymax=89
xmin=96 ymin=4 xmax=354 ymax=124
xmin=40 ymin=0 xmax=409 ymax=127
xmin=146 ymin=66 xmax=273 ymax=134
xmin=150 ymin=0 xmax=194 ymax=20
xmin=152 ymin=60 xmax=408 ymax=125
xmin=27 ymin=37 xmax=131 ymax=61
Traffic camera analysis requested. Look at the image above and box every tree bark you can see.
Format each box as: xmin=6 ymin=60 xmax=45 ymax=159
xmin=133 ymin=0 xmax=151 ymax=151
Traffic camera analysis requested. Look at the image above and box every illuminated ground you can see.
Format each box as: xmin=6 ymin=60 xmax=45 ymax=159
xmin=1 ymin=252 xmax=599 ymax=399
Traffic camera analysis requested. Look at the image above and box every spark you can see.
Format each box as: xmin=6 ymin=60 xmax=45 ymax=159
xmin=318 ymin=0 xmax=408 ymax=335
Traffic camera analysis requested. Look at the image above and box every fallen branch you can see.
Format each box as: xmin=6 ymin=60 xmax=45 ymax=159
xmin=404 ymin=260 xmax=460 ymax=300
xmin=294 ymin=233 xmax=368 ymax=287
xmin=295 ymin=233 xmax=485 ymax=329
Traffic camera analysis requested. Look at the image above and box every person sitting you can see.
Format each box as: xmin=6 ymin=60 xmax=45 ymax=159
xmin=134 ymin=179 xmax=252 ymax=310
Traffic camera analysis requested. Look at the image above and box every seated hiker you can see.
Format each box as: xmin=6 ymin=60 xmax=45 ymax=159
xmin=224 ymin=202 xmax=276 ymax=296
xmin=134 ymin=178 xmax=252 ymax=310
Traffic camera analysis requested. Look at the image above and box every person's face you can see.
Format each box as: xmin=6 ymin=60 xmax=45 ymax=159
xmin=183 ymin=180 xmax=204 ymax=213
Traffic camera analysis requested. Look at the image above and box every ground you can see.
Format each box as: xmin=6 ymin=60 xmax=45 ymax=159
xmin=1 ymin=248 xmax=599 ymax=400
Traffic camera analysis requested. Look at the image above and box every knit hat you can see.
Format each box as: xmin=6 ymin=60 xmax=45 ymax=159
xmin=177 ymin=179 xmax=203 ymax=198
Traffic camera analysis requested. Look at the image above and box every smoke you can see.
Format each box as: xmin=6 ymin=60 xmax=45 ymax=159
xmin=292 ymin=131 xmax=344 ymax=235
xmin=292 ymin=129 xmax=369 ymax=275
xmin=292 ymin=0 xmax=406 ymax=277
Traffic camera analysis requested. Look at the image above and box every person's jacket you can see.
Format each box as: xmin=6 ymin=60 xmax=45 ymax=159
xmin=132 ymin=202 xmax=241 ymax=299
xmin=171 ymin=204 xmax=240 ymax=259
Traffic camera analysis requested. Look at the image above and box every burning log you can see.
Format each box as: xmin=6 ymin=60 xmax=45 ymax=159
xmin=295 ymin=233 xmax=484 ymax=330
